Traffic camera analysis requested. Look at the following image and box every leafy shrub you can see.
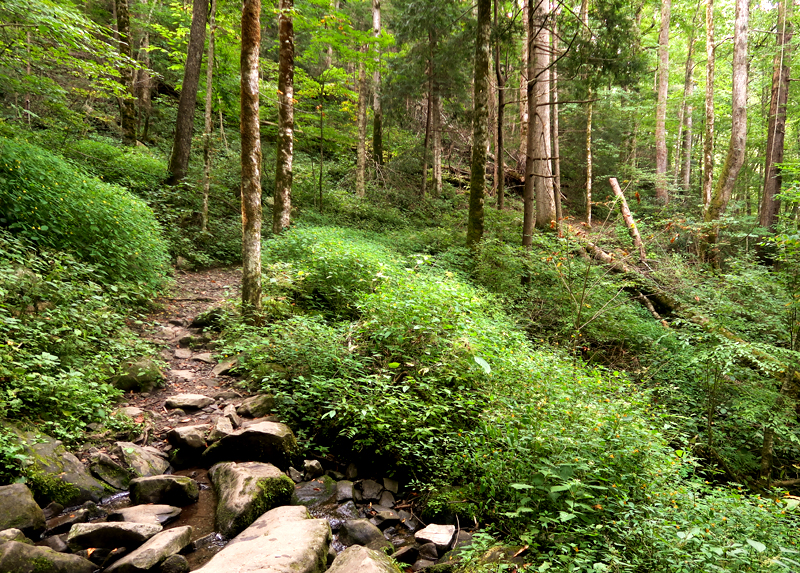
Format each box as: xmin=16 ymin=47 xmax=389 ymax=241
xmin=0 ymin=137 xmax=169 ymax=287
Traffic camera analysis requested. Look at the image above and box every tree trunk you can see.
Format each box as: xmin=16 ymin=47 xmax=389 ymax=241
xmin=356 ymin=54 xmax=368 ymax=198
xmin=135 ymin=0 xmax=156 ymax=141
xmin=533 ymin=0 xmax=555 ymax=229
xmin=585 ymin=98 xmax=593 ymax=226
xmin=201 ymin=0 xmax=216 ymax=234
xmin=681 ymin=96 xmax=694 ymax=193
xmin=654 ymin=0 xmax=671 ymax=203
xmin=372 ymin=0 xmax=383 ymax=165
xmin=115 ymin=0 xmax=137 ymax=146
xmin=704 ymin=0 xmax=748 ymax=263
xmin=432 ymin=87 xmax=442 ymax=197
xmin=494 ymin=0 xmax=505 ymax=210
xmin=519 ymin=0 xmax=528 ymax=173
xmin=421 ymin=69 xmax=432 ymax=196
xmin=274 ymin=0 xmax=295 ymax=233
xmin=466 ymin=0 xmax=491 ymax=249
xmin=674 ymin=23 xmax=696 ymax=189
xmin=167 ymin=0 xmax=209 ymax=184
xmin=760 ymin=0 xmax=792 ymax=230
xmin=24 ymin=31 xmax=31 ymax=125
xmin=240 ymin=0 xmax=262 ymax=321
xmin=552 ymin=25 xmax=562 ymax=229
xmin=702 ymin=0 xmax=715 ymax=208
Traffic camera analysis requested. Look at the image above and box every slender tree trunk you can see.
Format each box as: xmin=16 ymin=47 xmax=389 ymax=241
xmin=24 ymin=31 xmax=31 ymax=125
xmin=201 ymin=0 xmax=216 ymax=234
xmin=167 ymin=0 xmax=209 ymax=183
xmin=673 ymin=23 xmax=696 ymax=188
xmin=654 ymin=0 xmax=671 ymax=203
xmin=467 ymin=0 xmax=491 ymax=248
xmin=432 ymin=87 xmax=442 ymax=197
xmin=585 ymin=99 xmax=593 ymax=226
xmin=274 ymin=0 xmax=295 ymax=232
xmin=494 ymin=0 xmax=505 ymax=210
xmin=522 ymin=0 xmax=535 ymax=246
xmin=552 ymin=24 xmax=562 ymax=228
xmin=519 ymin=0 xmax=529 ymax=173
xmin=702 ymin=0 xmax=715 ymax=208
xmin=372 ymin=0 xmax=384 ymax=165
xmin=240 ymin=0 xmax=262 ymax=320
xmin=533 ymin=0 xmax=555 ymax=229
xmin=325 ymin=0 xmax=339 ymax=69
xmin=115 ymin=0 xmax=138 ymax=146
xmin=704 ymin=0 xmax=748 ymax=264
xmin=760 ymin=0 xmax=792 ymax=230
xmin=421 ymin=41 xmax=433 ymax=197
xmin=356 ymin=55 xmax=368 ymax=198
xmin=135 ymin=0 xmax=156 ymax=141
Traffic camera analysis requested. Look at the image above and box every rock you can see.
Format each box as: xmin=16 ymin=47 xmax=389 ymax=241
xmin=0 ymin=540 xmax=94 ymax=573
xmin=478 ymin=546 xmax=526 ymax=566
xmin=202 ymin=421 xmax=297 ymax=469
xmin=108 ymin=505 xmax=181 ymax=526
xmin=304 ymin=459 xmax=324 ymax=479
xmin=207 ymin=416 xmax=233 ymax=443
xmin=114 ymin=442 xmax=170 ymax=477
xmin=104 ymin=525 xmax=193 ymax=573
xmin=326 ymin=470 xmax=345 ymax=480
xmin=129 ymin=475 xmax=199 ymax=506
xmin=345 ymin=463 xmax=358 ymax=480
xmin=391 ymin=545 xmax=419 ymax=564
xmin=288 ymin=467 xmax=303 ymax=483
xmin=0 ymin=484 xmax=45 ymax=536
xmin=339 ymin=519 xmax=386 ymax=547
xmin=193 ymin=352 xmax=215 ymax=364
xmin=209 ymin=461 xmax=294 ymax=538
xmin=195 ymin=506 xmax=331 ymax=573
xmin=89 ymin=452 xmax=131 ymax=490
xmin=337 ymin=480 xmax=354 ymax=502
xmin=360 ymin=479 xmax=383 ymax=502
xmin=379 ymin=490 xmax=395 ymax=507
xmin=37 ymin=533 xmax=68 ymax=553
xmin=419 ymin=542 xmax=439 ymax=560
xmin=370 ymin=509 xmax=400 ymax=530
xmin=165 ymin=394 xmax=213 ymax=410
xmin=211 ymin=356 xmax=238 ymax=377
xmin=398 ymin=510 xmax=421 ymax=532
xmin=45 ymin=508 xmax=90 ymax=536
xmin=119 ymin=406 xmax=145 ymax=419
xmin=0 ymin=528 xmax=31 ymax=544
xmin=412 ymin=559 xmax=436 ymax=571
xmin=159 ymin=553 xmax=190 ymax=573
xmin=235 ymin=394 xmax=274 ymax=418
xmin=293 ymin=475 xmax=338 ymax=508
xmin=221 ymin=404 xmax=241 ymax=428
xmin=191 ymin=532 xmax=224 ymax=552
xmin=383 ymin=478 xmax=399 ymax=494
xmin=42 ymin=502 xmax=64 ymax=520
xmin=453 ymin=530 xmax=473 ymax=550
xmin=67 ymin=522 xmax=162 ymax=550
xmin=191 ymin=308 xmax=225 ymax=330
xmin=110 ymin=358 xmax=163 ymax=393
xmin=171 ymin=370 xmax=196 ymax=381
xmin=336 ymin=501 xmax=359 ymax=520
xmin=17 ymin=431 xmax=105 ymax=505
xmin=166 ymin=425 xmax=208 ymax=451
xmin=415 ymin=524 xmax=455 ymax=553
xmin=174 ymin=348 xmax=192 ymax=360
xmin=327 ymin=545 xmax=404 ymax=573
xmin=365 ymin=537 xmax=394 ymax=554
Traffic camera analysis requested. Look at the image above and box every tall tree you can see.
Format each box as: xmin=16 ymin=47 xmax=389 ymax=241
xmin=676 ymin=27 xmax=696 ymax=193
xmin=532 ymin=0 xmax=555 ymax=229
xmin=466 ymin=0 xmax=491 ymax=248
xmin=115 ymin=0 xmax=137 ymax=146
xmin=432 ymin=84 xmax=443 ymax=196
xmin=135 ymin=0 xmax=155 ymax=141
xmin=494 ymin=0 xmax=507 ymax=210
xmin=702 ymin=0 xmax=715 ymax=208
xmin=551 ymin=19 xmax=562 ymax=228
xmin=654 ymin=0 xmax=671 ymax=204
xmin=241 ymin=0 xmax=262 ymax=320
xmin=201 ymin=0 xmax=217 ymax=233
xmin=760 ymin=0 xmax=793 ymax=230
xmin=704 ymin=0 xmax=748 ymax=260
xmin=274 ymin=0 xmax=295 ymax=232
xmin=372 ymin=0 xmax=384 ymax=165
xmin=356 ymin=54 xmax=368 ymax=197
xmin=167 ymin=0 xmax=209 ymax=184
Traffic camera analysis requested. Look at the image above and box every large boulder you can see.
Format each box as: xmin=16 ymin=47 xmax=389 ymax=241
xmin=66 ymin=522 xmax=162 ymax=550
xmin=235 ymin=394 xmax=274 ymax=418
xmin=0 ymin=484 xmax=45 ymax=536
xmin=0 ymin=528 xmax=32 ymax=544
xmin=415 ymin=524 xmax=455 ymax=553
xmin=108 ymin=505 xmax=181 ymax=526
xmin=0 ymin=540 xmax=94 ymax=573
xmin=208 ymin=461 xmax=294 ymax=538
xmin=114 ymin=442 xmax=170 ymax=477
xmin=339 ymin=519 xmax=387 ymax=548
xmin=129 ymin=475 xmax=199 ymax=506
xmin=293 ymin=475 xmax=338 ymax=507
xmin=109 ymin=358 xmax=163 ymax=393
xmin=328 ymin=545 xmax=404 ymax=573
xmin=104 ymin=525 xmax=193 ymax=573
xmin=202 ymin=421 xmax=297 ymax=469
xmin=195 ymin=506 xmax=331 ymax=573
xmin=17 ymin=431 xmax=105 ymax=505
xmin=89 ymin=452 xmax=131 ymax=490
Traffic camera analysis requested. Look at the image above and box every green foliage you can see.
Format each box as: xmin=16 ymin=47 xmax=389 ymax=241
xmin=0 ymin=137 xmax=169 ymax=287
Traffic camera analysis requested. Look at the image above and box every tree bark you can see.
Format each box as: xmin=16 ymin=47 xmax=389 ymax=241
xmin=274 ymin=0 xmax=295 ymax=233
xmin=167 ymin=0 xmax=209 ymax=184
xmin=533 ymin=0 xmax=555 ymax=229
xmin=466 ymin=0 xmax=491 ymax=249
xmin=552 ymin=24 xmax=562 ymax=229
xmin=760 ymin=0 xmax=792 ymax=230
xmin=702 ymin=0 xmax=715 ymax=208
xmin=610 ymin=178 xmax=646 ymax=261
xmin=201 ymin=0 xmax=216 ymax=234
xmin=372 ymin=0 xmax=383 ymax=165
xmin=654 ymin=0 xmax=671 ymax=204
xmin=135 ymin=0 xmax=156 ymax=141
xmin=356 ymin=54 xmax=368 ymax=197
xmin=585 ymin=99 xmax=593 ymax=226
xmin=240 ymin=0 xmax=262 ymax=321
xmin=115 ymin=0 xmax=137 ymax=146
xmin=674 ymin=22 xmax=696 ymax=190
xmin=518 ymin=0 xmax=528 ymax=173
xmin=432 ymin=86 xmax=442 ymax=197
xmin=704 ymin=0 xmax=748 ymax=263
xmin=421 ymin=63 xmax=432 ymax=196
xmin=494 ymin=0 xmax=505 ymax=210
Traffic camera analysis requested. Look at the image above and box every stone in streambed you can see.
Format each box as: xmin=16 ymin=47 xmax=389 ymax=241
xmin=293 ymin=475 xmax=338 ymax=507
xmin=89 ymin=452 xmax=131 ymax=490
xmin=0 ymin=528 xmax=32 ymax=545
xmin=415 ymin=524 xmax=456 ymax=553
xmin=159 ymin=553 xmax=190 ymax=573
xmin=129 ymin=475 xmax=199 ymax=506
xmin=114 ymin=442 xmax=170 ymax=478
xmin=235 ymin=394 xmax=274 ymax=418
xmin=222 ymin=404 xmax=240 ymax=428
xmin=104 ymin=525 xmax=193 ymax=573
xmin=207 ymin=416 xmax=233 ymax=442
xmin=0 ymin=484 xmax=45 ymax=537
xmin=108 ymin=505 xmax=181 ymax=526
xmin=339 ymin=519 xmax=386 ymax=548
xmin=67 ymin=522 xmax=162 ymax=550
xmin=0 ymin=541 xmax=94 ymax=573
xmin=209 ymin=461 xmax=294 ymax=538
xmin=195 ymin=506 xmax=330 ymax=573
xmin=202 ymin=421 xmax=297 ymax=469
xmin=327 ymin=545 xmax=404 ymax=573
xmin=359 ymin=479 xmax=383 ymax=502
xmin=165 ymin=394 xmax=213 ymax=410
xmin=337 ymin=480 xmax=354 ymax=502
xmin=304 ymin=459 xmax=324 ymax=479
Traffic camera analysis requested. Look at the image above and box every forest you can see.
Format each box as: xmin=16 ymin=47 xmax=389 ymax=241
xmin=1 ymin=0 xmax=800 ymax=570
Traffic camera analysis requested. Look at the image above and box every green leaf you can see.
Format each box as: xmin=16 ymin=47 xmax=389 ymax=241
xmin=387 ymin=362 xmax=400 ymax=368
xmin=746 ymin=539 xmax=766 ymax=553
xmin=510 ymin=483 xmax=534 ymax=490
xmin=474 ymin=355 xmax=491 ymax=374
xmin=558 ymin=511 xmax=576 ymax=522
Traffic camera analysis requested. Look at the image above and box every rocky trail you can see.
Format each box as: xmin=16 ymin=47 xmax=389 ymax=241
xmin=0 ymin=268 xmax=485 ymax=573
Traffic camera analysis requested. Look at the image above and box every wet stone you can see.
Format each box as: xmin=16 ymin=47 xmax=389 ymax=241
xmin=288 ymin=467 xmax=303 ymax=483
xmin=108 ymin=505 xmax=182 ymax=526
xmin=383 ymin=478 xmax=399 ymax=494
xmin=304 ymin=459 xmax=324 ymax=480
xmin=379 ymin=490 xmax=395 ymax=507
xmin=165 ymin=394 xmax=212 ymax=410
xmin=337 ymin=480 xmax=354 ymax=502
xmin=360 ymin=479 xmax=383 ymax=502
